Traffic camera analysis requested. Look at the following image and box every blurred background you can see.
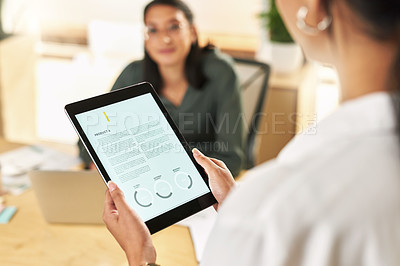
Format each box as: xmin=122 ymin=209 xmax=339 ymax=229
xmin=0 ymin=0 xmax=339 ymax=160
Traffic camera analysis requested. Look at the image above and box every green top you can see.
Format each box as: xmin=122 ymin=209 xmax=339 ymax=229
xmin=79 ymin=49 xmax=245 ymax=176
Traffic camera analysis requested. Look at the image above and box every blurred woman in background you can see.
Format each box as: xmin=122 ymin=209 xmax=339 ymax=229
xmin=79 ymin=0 xmax=245 ymax=176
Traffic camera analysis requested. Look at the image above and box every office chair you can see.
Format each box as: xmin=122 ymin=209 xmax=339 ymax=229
xmin=233 ymin=57 xmax=270 ymax=169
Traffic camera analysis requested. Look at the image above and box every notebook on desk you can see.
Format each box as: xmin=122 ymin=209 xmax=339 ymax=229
xmin=28 ymin=170 xmax=106 ymax=224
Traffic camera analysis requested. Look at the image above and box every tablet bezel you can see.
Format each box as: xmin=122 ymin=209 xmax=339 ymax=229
xmin=65 ymin=82 xmax=217 ymax=234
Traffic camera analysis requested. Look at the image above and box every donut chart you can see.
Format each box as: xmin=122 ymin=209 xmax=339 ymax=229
xmin=134 ymin=188 xmax=153 ymax=207
xmin=174 ymin=172 xmax=193 ymax=190
xmin=154 ymin=180 xmax=173 ymax=199
xmin=133 ymin=171 xmax=196 ymax=208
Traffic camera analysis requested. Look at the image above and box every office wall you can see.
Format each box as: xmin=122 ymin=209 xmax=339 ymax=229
xmin=34 ymin=0 xmax=262 ymax=36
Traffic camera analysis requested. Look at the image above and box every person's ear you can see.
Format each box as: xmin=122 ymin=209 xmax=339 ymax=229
xmin=190 ymin=25 xmax=198 ymax=44
xmin=304 ymin=0 xmax=328 ymax=27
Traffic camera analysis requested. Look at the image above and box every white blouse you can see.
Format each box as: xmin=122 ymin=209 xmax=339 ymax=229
xmin=201 ymin=92 xmax=400 ymax=266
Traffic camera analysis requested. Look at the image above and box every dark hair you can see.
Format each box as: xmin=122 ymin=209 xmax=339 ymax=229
xmin=323 ymin=0 xmax=400 ymax=140
xmin=142 ymin=0 xmax=213 ymax=92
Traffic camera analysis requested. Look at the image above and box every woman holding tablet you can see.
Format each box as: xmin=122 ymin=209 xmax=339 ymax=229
xmin=79 ymin=0 xmax=245 ymax=177
xmin=103 ymin=0 xmax=400 ymax=265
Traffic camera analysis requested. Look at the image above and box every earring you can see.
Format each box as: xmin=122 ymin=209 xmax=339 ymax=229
xmin=296 ymin=6 xmax=332 ymax=35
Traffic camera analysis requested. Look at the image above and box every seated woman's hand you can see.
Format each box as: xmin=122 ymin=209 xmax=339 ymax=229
xmin=89 ymin=163 xmax=97 ymax=170
xmin=103 ymin=181 xmax=156 ymax=266
xmin=192 ymin=148 xmax=236 ymax=210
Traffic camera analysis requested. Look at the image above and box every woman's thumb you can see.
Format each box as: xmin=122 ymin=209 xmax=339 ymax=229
xmin=108 ymin=181 xmax=129 ymax=211
xmin=192 ymin=148 xmax=216 ymax=174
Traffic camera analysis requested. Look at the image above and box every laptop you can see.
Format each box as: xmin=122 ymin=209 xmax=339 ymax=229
xmin=29 ymin=170 xmax=107 ymax=224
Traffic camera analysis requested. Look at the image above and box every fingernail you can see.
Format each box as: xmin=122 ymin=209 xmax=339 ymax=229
xmin=192 ymin=148 xmax=201 ymax=157
xmin=108 ymin=181 xmax=117 ymax=192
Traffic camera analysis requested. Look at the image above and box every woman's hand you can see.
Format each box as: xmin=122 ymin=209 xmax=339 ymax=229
xmin=192 ymin=148 xmax=236 ymax=210
xmin=103 ymin=181 xmax=156 ymax=266
xmin=89 ymin=163 xmax=97 ymax=170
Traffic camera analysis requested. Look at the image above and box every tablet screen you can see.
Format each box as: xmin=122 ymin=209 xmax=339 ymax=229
xmin=75 ymin=92 xmax=211 ymax=222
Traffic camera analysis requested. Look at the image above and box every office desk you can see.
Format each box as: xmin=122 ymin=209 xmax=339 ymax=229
xmin=0 ymin=139 xmax=198 ymax=266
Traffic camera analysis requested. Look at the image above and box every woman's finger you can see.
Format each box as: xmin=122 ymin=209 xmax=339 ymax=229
xmin=107 ymin=181 xmax=131 ymax=212
xmin=104 ymin=189 xmax=116 ymax=212
xmin=103 ymin=189 xmax=118 ymax=224
xmin=192 ymin=148 xmax=219 ymax=171
xmin=209 ymin=158 xmax=227 ymax=169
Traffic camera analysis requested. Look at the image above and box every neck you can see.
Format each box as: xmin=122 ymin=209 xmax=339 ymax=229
xmin=158 ymin=62 xmax=187 ymax=88
xmin=333 ymin=32 xmax=397 ymax=102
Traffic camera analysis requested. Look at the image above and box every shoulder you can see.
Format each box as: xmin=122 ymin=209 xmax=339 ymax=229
xmin=112 ymin=60 xmax=144 ymax=91
xmin=202 ymin=48 xmax=236 ymax=79
xmin=213 ymin=145 xmax=400 ymax=263
xmin=120 ymin=60 xmax=144 ymax=75
xmin=247 ymin=133 xmax=400 ymax=227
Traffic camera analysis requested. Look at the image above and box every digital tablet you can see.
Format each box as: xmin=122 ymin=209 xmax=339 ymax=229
xmin=65 ymin=82 xmax=216 ymax=234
